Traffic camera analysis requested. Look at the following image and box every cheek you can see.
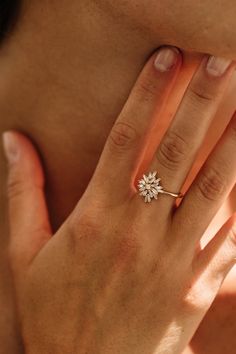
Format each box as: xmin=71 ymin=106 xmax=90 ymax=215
xmin=160 ymin=8 xmax=236 ymax=59
xmin=109 ymin=0 xmax=236 ymax=59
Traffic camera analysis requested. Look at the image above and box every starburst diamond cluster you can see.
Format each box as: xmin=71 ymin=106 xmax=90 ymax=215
xmin=138 ymin=171 xmax=164 ymax=203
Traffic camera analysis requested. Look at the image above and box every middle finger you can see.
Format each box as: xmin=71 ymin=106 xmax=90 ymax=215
xmin=139 ymin=55 xmax=235 ymax=212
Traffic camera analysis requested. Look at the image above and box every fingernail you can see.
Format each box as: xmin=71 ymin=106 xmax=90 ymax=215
xmin=154 ymin=47 xmax=179 ymax=72
xmin=2 ymin=132 xmax=20 ymax=163
xmin=206 ymin=56 xmax=232 ymax=77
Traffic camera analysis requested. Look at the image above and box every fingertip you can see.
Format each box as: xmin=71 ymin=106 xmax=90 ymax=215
xmin=2 ymin=130 xmax=45 ymax=188
xmin=2 ymin=130 xmax=21 ymax=165
xmin=153 ymin=46 xmax=182 ymax=73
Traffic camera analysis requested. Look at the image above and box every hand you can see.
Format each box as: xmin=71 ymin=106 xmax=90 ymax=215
xmin=4 ymin=46 xmax=236 ymax=354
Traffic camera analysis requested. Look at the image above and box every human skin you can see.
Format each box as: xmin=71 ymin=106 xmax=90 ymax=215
xmin=0 ymin=0 xmax=236 ymax=353
xmin=92 ymin=0 xmax=236 ymax=60
xmin=4 ymin=48 xmax=236 ymax=354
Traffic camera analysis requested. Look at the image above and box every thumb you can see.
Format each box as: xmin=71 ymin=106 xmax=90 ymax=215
xmin=2 ymin=131 xmax=52 ymax=271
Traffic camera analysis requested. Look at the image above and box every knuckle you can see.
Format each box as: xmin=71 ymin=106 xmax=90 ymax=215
xmin=196 ymin=167 xmax=226 ymax=202
xmin=182 ymin=287 xmax=210 ymax=314
xmin=7 ymin=176 xmax=26 ymax=200
xmin=156 ymin=131 xmax=188 ymax=170
xmin=188 ymin=83 xmax=215 ymax=106
xmin=136 ymin=78 xmax=157 ymax=101
xmin=108 ymin=122 xmax=139 ymax=152
xmin=181 ymin=279 xmax=213 ymax=314
xmin=67 ymin=209 xmax=102 ymax=246
xmin=181 ymin=292 xmax=200 ymax=314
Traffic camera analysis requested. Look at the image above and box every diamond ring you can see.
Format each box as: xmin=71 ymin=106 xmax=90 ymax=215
xmin=137 ymin=171 xmax=184 ymax=203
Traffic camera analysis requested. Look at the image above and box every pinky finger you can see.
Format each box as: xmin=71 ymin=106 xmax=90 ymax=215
xmin=195 ymin=213 xmax=236 ymax=287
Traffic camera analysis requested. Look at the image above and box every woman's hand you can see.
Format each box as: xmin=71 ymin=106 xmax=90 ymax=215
xmin=4 ymin=46 xmax=236 ymax=354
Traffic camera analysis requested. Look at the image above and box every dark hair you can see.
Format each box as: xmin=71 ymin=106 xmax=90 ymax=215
xmin=0 ymin=0 xmax=20 ymax=41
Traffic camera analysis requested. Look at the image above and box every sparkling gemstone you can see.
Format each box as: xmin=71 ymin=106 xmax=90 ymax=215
xmin=138 ymin=171 xmax=164 ymax=203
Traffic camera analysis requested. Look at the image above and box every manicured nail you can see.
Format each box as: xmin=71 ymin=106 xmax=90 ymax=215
xmin=2 ymin=132 xmax=20 ymax=163
xmin=154 ymin=47 xmax=179 ymax=72
xmin=206 ymin=56 xmax=232 ymax=77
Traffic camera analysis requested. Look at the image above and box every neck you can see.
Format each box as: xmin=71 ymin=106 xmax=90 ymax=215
xmin=0 ymin=1 xmax=201 ymax=229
